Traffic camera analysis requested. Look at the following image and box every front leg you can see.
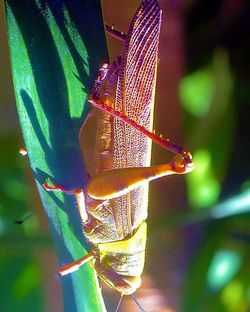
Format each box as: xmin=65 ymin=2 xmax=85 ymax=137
xmin=43 ymin=181 xmax=108 ymax=276
xmin=43 ymin=181 xmax=88 ymax=223
xmin=59 ymin=251 xmax=96 ymax=276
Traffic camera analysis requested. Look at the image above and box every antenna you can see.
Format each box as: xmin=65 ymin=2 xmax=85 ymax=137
xmin=131 ymin=294 xmax=146 ymax=312
xmin=114 ymin=294 xmax=123 ymax=312
xmin=14 ymin=213 xmax=32 ymax=224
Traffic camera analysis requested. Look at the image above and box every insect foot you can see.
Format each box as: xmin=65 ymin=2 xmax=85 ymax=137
xmin=170 ymin=154 xmax=195 ymax=174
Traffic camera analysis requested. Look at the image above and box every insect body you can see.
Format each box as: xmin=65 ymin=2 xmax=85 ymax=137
xmin=44 ymin=0 xmax=194 ymax=297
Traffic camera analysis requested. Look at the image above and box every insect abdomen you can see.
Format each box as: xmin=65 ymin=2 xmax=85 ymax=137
xmin=94 ymin=222 xmax=147 ymax=295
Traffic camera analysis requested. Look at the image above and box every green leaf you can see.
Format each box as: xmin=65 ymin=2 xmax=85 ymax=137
xmin=5 ymin=1 xmax=108 ymax=311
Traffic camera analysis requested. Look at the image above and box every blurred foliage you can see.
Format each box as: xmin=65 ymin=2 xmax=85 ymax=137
xmin=180 ymin=0 xmax=250 ymax=311
xmin=182 ymin=48 xmax=235 ymax=209
xmin=0 ymin=131 xmax=45 ymax=312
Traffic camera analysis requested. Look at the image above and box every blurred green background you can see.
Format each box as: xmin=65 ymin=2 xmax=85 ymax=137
xmin=1 ymin=0 xmax=250 ymax=311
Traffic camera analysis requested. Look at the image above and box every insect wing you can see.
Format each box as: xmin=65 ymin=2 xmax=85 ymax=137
xmin=112 ymin=0 xmax=162 ymax=239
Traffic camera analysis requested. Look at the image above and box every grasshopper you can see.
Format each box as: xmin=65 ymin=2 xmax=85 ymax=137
xmin=44 ymin=0 xmax=194 ymax=299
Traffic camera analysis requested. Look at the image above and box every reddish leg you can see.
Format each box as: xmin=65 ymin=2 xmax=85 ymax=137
xmin=59 ymin=251 xmax=95 ymax=276
xmin=43 ymin=182 xmax=88 ymax=223
xmin=88 ymin=97 xmax=193 ymax=166
xmin=43 ymin=182 xmax=106 ymax=276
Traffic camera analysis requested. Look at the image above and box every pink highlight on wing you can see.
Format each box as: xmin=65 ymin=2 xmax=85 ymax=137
xmin=104 ymin=0 xmax=163 ymax=237
xmin=115 ymin=0 xmax=162 ymax=125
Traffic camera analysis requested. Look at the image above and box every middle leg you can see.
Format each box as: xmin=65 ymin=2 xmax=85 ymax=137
xmin=43 ymin=181 xmax=88 ymax=223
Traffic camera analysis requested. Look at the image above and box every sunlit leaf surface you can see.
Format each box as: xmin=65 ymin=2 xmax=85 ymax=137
xmin=5 ymin=1 xmax=108 ymax=311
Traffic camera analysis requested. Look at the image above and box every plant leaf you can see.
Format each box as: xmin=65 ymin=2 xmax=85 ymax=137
xmin=5 ymin=0 xmax=108 ymax=311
